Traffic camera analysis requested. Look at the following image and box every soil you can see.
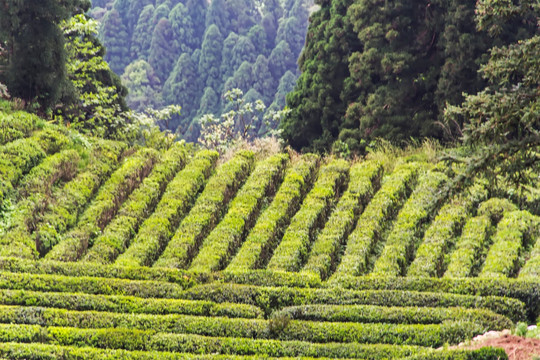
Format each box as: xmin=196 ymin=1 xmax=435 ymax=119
xmin=459 ymin=334 xmax=540 ymax=360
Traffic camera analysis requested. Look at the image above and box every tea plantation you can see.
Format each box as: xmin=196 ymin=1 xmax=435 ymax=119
xmin=0 ymin=111 xmax=539 ymax=359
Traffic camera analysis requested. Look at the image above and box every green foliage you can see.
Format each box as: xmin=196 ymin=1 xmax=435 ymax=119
xmin=283 ymin=0 xmax=536 ymax=152
xmin=274 ymin=304 xmax=511 ymax=329
xmin=153 ymin=150 xmax=254 ymax=269
xmin=45 ymin=148 xmax=159 ymax=261
xmin=58 ymin=14 xmax=130 ymax=140
xmin=115 ymin=150 xmax=218 ymax=268
xmin=227 ymin=155 xmax=318 ymax=271
xmin=0 ymin=0 xmax=90 ymax=110
xmin=303 ymin=160 xmax=383 ymax=279
xmin=372 ymin=171 xmax=448 ymax=277
xmin=444 ymin=2 xmax=539 ymax=195
xmin=334 ymin=163 xmax=421 ymax=277
xmin=83 ymin=143 xmax=188 ymax=264
xmin=268 ymin=159 xmax=350 ymax=271
xmin=198 ymin=89 xmax=287 ymax=153
xmin=190 ymin=154 xmax=288 ymax=272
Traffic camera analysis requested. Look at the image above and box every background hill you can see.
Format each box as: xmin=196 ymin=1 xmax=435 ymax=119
xmin=90 ymin=0 xmax=315 ymax=141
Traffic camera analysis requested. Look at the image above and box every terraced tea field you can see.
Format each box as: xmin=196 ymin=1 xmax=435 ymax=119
xmin=0 ymin=113 xmax=539 ymax=359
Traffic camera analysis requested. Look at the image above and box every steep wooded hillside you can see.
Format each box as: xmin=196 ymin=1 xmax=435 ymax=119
xmin=91 ymin=0 xmax=314 ymax=141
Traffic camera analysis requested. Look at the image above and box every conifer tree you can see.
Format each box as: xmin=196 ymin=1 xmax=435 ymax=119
xmin=252 ymin=55 xmax=275 ymax=102
xmin=130 ymin=4 xmax=154 ymax=59
xmin=220 ymin=32 xmax=240 ymax=81
xmin=0 ymin=0 xmax=90 ymax=109
xmin=101 ymin=8 xmax=131 ymax=74
xmin=198 ymin=24 xmax=224 ymax=91
xmin=163 ymin=53 xmax=202 ymax=123
xmin=148 ymin=18 xmax=177 ymax=83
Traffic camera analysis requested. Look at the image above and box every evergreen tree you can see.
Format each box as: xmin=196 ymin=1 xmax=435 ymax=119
xmin=198 ymin=24 xmax=224 ymax=91
xmin=248 ymin=25 xmax=269 ymax=56
xmin=268 ymin=40 xmax=296 ymax=79
xmin=148 ymin=18 xmax=177 ymax=83
xmin=252 ymin=55 xmax=275 ymax=102
xmin=125 ymin=0 xmax=152 ymax=33
xmin=101 ymin=8 xmax=131 ymax=74
xmin=121 ymin=59 xmax=162 ymax=111
xmin=197 ymin=86 xmax=220 ymax=117
xmin=231 ymin=36 xmax=257 ymax=71
xmin=169 ymin=3 xmax=196 ymax=53
xmin=0 ymin=0 xmax=90 ymax=109
xmin=271 ymin=70 xmax=297 ymax=109
xmin=276 ymin=16 xmax=307 ymax=59
xmin=163 ymin=53 xmax=202 ymax=124
xmin=130 ymin=4 xmax=154 ymax=59
xmin=282 ymin=0 xmax=356 ymax=151
xmin=220 ymin=32 xmax=240 ymax=81
xmin=205 ymin=0 xmax=230 ymax=34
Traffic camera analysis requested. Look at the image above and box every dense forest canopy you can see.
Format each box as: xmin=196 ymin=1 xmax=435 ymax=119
xmin=282 ymin=0 xmax=538 ymax=153
xmin=90 ymin=0 xmax=315 ymax=141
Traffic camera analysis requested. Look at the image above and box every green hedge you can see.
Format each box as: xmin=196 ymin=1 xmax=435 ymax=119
xmin=189 ymin=154 xmax=289 ymax=272
xmin=480 ymin=210 xmax=538 ymax=278
xmin=226 ymin=155 xmax=318 ymax=271
xmin=400 ymin=347 xmax=508 ymax=360
xmin=0 ymin=258 xmax=205 ymax=287
xmin=267 ymin=159 xmax=350 ymax=272
xmin=444 ymin=216 xmax=492 ymax=278
xmin=0 ymin=271 xmax=184 ymax=298
xmin=477 ymin=198 xmax=518 ymax=223
xmin=0 ymin=324 xmax=426 ymax=358
xmin=330 ymin=276 xmax=538 ymax=321
xmin=180 ymin=283 xmax=526 ymax=321
xmin=407 ymin=182 xmax=487 ymax=278
xmin=0 ymin=257 xmax=323 ymax=288
xmin=0 ymin=111 xmax=42 ymax=145
xmin=220 ymin=269 xmax=322 ymax=288
xmin=302 ymin=160 xmax=383 ymax=279
xmin=0 ymin=342 xmax=355 ymax=360
xmin=272 ymin=304 xmax=511 ymax=329
xmin=0 ymin=149 xmax=82 ymax=259
xmin=33 ymin=140 xmax=126 ymax=255
xmin=372 ymin=170 xmax=448 ymax=277
xmin=0 ymin=305 xmax=484 ymax=347
xmin=112 ymin=150 xmax=219 ymax=267
xmin=333 ymin=163 xmax=421 ymax=277
xmin=0 ymin=135 xmax=46 ymax=206
xmin=45 ymin=148 xmax=159 ymax=261
xmin=83 ymin=143 xmax=188 ymax=264
xmin=0 ymin=289 xmax=262 ymax=318
xmin=520 ymin=234 xmax=540 ymax=278
xmin=152 ymin=150 xmax=254 ymax=269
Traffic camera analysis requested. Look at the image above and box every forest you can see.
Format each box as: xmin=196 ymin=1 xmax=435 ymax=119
xmin=90 ymin=0 xmax=314 ymax=141
xmin=0 ymin=0 xmax=539 ymax=359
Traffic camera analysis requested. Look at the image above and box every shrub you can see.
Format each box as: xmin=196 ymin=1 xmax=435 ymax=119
xmin=333 ymin=162 xmax=422 ymax=277
xmin=114 ymin=150 xmax=219 ymax=267
xmin=480 ymin=210 xmax=538 ymax=278
xmin=302 ymin=160 xmax=383 ymax=279
xmin=152 ymin=151 xmax=254 ymax=269
xmin=371 ymin=170 xmax=448 ymax=277
xmin=83 ymin=143 xmax=188 ymax=264
xmin=267 ymin=159 xmax=350 ymax=272
xmin=189 ymin=154 xmax=288 ymax=272
xmin=408 ymin=182 xmax=487 ymax=277
xmin=45 ymin=148 xmax=159 ymax=261
xmin=33 ymin=140 xmax=127 ymax=255
xmin=444 ymin=216 xmax=492 ymax=278
xmin=226 ymin=154 xmax=319 ymax=271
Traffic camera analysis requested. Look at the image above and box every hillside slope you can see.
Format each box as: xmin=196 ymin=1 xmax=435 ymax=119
xmin=0 ymin=109 xmax=539 ymax=359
